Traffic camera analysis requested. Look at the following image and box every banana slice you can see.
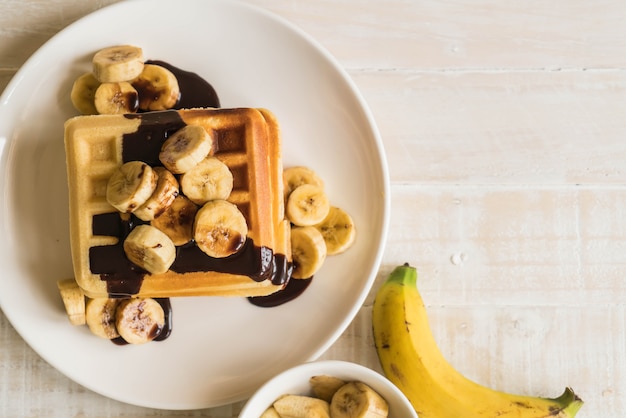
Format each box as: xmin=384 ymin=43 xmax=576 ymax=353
xmin=283 ymin=166 xmax=325 ymax=200
xmin=313 ymin=206 xmax=356 ymax=255
xmin=123 ymin=224 xmax=176 ymax=274
xmin=159 ymin=124 xmax=214 ymax=174
xmin=106 ymin=161 xmax=158 ymax=213
xmin=260 ymin=406 xmax=282 ymax=418
xmin=273 ymin=395 xmax=330 ymax=418
xmin=92 ymin=45 xmax=145 ymax=83
xmin=286 ymin=184 xmax=330 ymax=227
xmin=150 ymin=194 xmax=198 ymax=246
xmin=115 ymin=298 xmax=165 ymax=345
xmin=85 ymin=297 xmax=121 ymax=339
xmin=134 ymin=167 xmax=180 ymax=221
xmin=70 ymin=72 xmax=100 ymax=115
xmin=310 ymin=375 xmax=347 ymax=403
xmin=193 ymin=200 xmax=248 ymax=258
xmin=56 ymin=278 xmax=86 ymax=326
xmin=290 ymin=226 xmax=327 ymax=279
xmin=180 ymin=156 xmax=233 ymax=205
xmin=94 ymin=81 xmax=139 ymax=115
xmin=330 ymin=382 xmax=389 ymax=418
xmin=133 ymin=63 xmax=180 ymax=111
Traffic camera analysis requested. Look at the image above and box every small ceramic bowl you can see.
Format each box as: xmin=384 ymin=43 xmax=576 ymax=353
xmin=238 ymin=360 xmax=418 ymax=418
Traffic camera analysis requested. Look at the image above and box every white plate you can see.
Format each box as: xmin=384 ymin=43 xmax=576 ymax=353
xmin=0 ymin=0 xmax=389 ymax=410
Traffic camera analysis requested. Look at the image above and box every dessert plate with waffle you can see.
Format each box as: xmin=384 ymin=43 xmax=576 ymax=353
xmin=0 ymin=0 xmax=389 ymax=410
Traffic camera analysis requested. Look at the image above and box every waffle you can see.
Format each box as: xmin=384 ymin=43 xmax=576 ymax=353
xmin=64 ymin=108 xmax=292 ymax=298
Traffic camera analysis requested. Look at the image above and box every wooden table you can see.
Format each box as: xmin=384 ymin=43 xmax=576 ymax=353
xmin=1 ymin=0 xmax=624 ymax=416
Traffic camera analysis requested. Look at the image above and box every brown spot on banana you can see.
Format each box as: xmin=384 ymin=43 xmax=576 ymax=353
xmin=390 ymin=363 xmax=407 ymax=386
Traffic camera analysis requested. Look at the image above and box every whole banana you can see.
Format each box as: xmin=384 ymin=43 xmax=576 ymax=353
xmin=372 ymin=263 xmax=583 ymax=418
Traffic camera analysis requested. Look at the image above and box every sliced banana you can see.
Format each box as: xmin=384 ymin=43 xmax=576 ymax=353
xmin=273 ymin=395 xmax=330 ymax=418
xmin=123 ymin=224 xmax=176 ymax=274
xmin=313 ymin=206 xmax=356 ymax=255
xmin=330 ymin=382 xmax=389 ymax=418
xmin=283 ymin=166 xmax=325 ymax=199
xmin=159 ymin=124 xmax=214 ymax=174
xmin=180 ymin=156 xmax=233 ymax=205
xmin=290 ymin=226 xmax=327 ymax=279
xmin=310 ymin=375 xmax=347 ymax=403
xmin=115 ymin=298 xmax=165 ymax=345
xmin=94 ymin=81 xmax=139 ymax=115
xmin=260 ymin=406 xmax=281 ymax=418
xmin=133 ymin=63 xmax=180 ymax=111
xmin=150 ymin=194 xmax=198 ymax=246
xmin=194 ymin=200 xmax=248 ymax=258
xmin=56 ymin=278 xmax=86 ymax=326
xmin=85 ymin=297 xmax=120 ymax=339
xmin=106 ymin=161 xmax=158 ymax=213
xmin=92 ymin=45 xmax=145 ymax=83
xmin=70 ymin=72 xmax=100 ymax=115
xmin=134 ymin=167 xmax=180 ymax=221
xmin=286 ymin=184 xmax=330 ymax=227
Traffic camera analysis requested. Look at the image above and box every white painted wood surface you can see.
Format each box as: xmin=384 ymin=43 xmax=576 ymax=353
xmin=1 ymin=0 xmax=624 ymax=416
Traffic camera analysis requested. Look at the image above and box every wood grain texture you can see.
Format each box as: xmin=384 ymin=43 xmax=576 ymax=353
xmin=1 ymin=0 xmax=625 ymax=416
xmin=355 ymin=71 xmax=626 ymax=184
xmin=254 ymin=0 xmax=626 ymax=70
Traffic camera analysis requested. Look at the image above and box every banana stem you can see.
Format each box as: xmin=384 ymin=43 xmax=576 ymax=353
xmin=387 ymin=263 xmax=417 ymax=286
xmin=555 ymin=387 xmax=584 ymax=417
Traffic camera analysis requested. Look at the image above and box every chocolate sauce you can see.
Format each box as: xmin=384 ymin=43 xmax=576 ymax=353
xmin=90 ymin=211 xmax=280 ymax=294
xmin=111 ymin=337 xmax=126 ymax=346
xmin=92 ymin=211 xmax=126 ymax=237
xmin=171 ymin=239 xmax=273 ymax=282
xmin=248 ymin=277 xmax=312 ymax=308
xmin=90 ymin=212 xmax=148 ymax=296
xmin=122 ymin=57 xmax=221 ymax=162
xmin=87 ymin=60 xmax=293 ymax=312
xmin=123 ymin=110 xmax=186 ymax=165
xmin=272 ymin=253 xmax=293 ymax=286
xmin=89 ymin=245 xmax=146 ymax=295
xmin=154 ymin=298 xmax=173 ymax=341
xmin=146 ymin=60 xmax=220 ymax=109
xmin=91 ymin=109 xmax=291 ymax=293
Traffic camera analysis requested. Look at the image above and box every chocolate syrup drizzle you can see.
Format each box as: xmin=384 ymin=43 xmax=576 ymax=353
xmin=248 ymin=277 xmax=312 ymax=308
xmin=88 ymin=60 xmax=300 ymax=324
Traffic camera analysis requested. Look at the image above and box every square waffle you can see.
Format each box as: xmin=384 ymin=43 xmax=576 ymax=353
xmin=64 ymin=108 xmax=291 ymax=298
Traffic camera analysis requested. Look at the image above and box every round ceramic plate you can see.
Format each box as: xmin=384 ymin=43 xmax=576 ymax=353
xmin=0 ymin=0 xmax=389 ymax=410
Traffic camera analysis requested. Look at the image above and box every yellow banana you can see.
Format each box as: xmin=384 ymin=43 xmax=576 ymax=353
xmin=372 ymin=263 xmax=583 ymax=418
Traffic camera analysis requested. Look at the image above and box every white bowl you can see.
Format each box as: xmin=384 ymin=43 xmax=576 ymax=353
xmin=238 ymin=360 xmax=418 ymax=418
